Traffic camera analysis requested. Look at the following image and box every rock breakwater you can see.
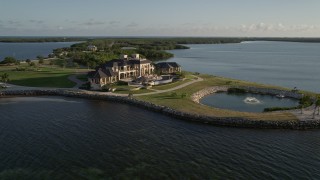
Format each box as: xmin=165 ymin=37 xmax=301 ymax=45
xmin=1 ymin=88 xmax=319 ymax=129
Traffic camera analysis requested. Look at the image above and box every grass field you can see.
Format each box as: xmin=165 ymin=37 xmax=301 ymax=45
xmin=0 ymin=64 xmax=88 ymax=88
xmin=1 ymin=62 xmax=317 ymax=122
xmin=136 ymin=74 xmax=317 ymax=121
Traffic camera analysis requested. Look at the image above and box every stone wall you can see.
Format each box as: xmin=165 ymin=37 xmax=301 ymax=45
xmin=191 ymin=86 xmax=229 ymax=103
xmin=1 ymin=88 xmax=319 ymax=129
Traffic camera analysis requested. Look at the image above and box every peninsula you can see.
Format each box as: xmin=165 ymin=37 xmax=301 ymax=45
xmin=1 ymin=38 xmax=320 ymax=129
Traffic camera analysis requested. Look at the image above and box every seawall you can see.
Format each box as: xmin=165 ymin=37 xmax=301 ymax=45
xmin=0 ymin=88 xmax=319 ymax=130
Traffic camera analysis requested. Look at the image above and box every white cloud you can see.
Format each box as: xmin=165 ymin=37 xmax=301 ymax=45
xmin=80 ymin=20 xmax=106 ymax=26
xmin=126 ymin=22 xmax=139 ymax=28
xmin=238 ymin=22 xmax=320 ymax=34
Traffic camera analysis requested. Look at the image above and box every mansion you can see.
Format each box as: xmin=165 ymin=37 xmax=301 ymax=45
xmin=88 ymin=54 xmax=181 ymax=89
xmin=88 ymin=54 xmax=154 ymax=88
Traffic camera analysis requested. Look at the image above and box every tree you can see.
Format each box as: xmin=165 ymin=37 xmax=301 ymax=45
xmin=49 ymin=60 xmax=54 ymax=66
xmin=36 ymin=55 xmax=44 ymax=60
xmin=300 ymin=95 xmax=312 ymax=114
xmin=1 ymin=73 xmax=9 ymax=86
xmin=38 ymin=59 xmax=44 ymax=65
xmin=30 ymin=62 xmax=36 ymax=67
xmin=26 ymin=59 xmax=31 ymax=64
xmin=0 ymin=56 xmax=17 ymax=65
xmin=37 ymin=55 xmax=44 ymax=65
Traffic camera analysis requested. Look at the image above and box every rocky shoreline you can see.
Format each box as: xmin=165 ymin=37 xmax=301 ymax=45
xmin=1 ymin=88 xmax=319 ymax=129
xmin=191 ymin=86 xmax=303 ymax=104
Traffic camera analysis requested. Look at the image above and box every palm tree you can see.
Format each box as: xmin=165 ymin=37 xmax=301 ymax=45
xmin=1 ymin=73 xmax=9 ymax=87
xmin=316 ymin=97 xmax=320 ymax=116
xmin=312 ymin=96 xmax=320 ymax=119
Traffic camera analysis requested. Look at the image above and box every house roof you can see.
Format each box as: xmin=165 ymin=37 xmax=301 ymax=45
xmin=103 ymin=58 xmax=152 ymax=67
xmin=89 ymin=68 xmax=116 ymax=78
xmin=156 ymin=62 xmax=181 ymax=68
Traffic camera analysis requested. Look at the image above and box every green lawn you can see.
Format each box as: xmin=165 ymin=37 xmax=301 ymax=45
xmin=0 ymin=65 xmax=88 ymax=88
xmin=136 ymin=74 xmax=317 ymax=121
xmin=76 ymin=74 xmax=88 ymax=82
xmin=113 ymin=88 xmax=155 ymax=94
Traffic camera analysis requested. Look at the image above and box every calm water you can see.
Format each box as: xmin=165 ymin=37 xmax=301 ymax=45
xmin=167 ymin=41 xmax=320 ymax=92
xmin=201 ymin=92 xmax=299 ymax=112
xmin=0 ymin=96 xmax=319 ymax=179
xmin=0 ymin=42 xmax=78 ymax=61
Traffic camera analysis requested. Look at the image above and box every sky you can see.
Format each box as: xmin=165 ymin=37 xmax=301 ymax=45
xmin=0 ymin=0 xmax=320 ymax=37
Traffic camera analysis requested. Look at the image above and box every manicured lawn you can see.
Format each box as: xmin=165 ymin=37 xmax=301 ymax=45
xmin=113 ymin=88 xmax=155 ymax=94
xmin=76 ymin=74 xmax=88 ymax=82
xmin=136 ymin=74 xmax=315 ymax=121
xmin=0 ymin=65 xmax=88 ymax=88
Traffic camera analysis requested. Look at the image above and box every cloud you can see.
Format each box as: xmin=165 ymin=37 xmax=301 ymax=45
xmin=65 ymin=19 xmax=77 ymax=24
xmin=239 ymin=22 xmax=320 ymax=33
xmin=7 ymin=20 xmax=21 ymax=26
xmin=29 ymin=20 xmax=44 ymax=24
xmin=80 ymin=20 xmax=106 ymax=26
xmin=126 ymin=22 xmax=139 ymax=28
xmin=109 ymin=21 xmax=120 ymax=25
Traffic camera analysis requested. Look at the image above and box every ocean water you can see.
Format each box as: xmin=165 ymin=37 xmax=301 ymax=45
xmin=0 ymin=42 xmax=78 ymax=61
xmin=1 ymin=41 xmax=320 ymax=179
xmin=167 ymin=41 xmax=320 ymax=92
xmin=0 ymin=96 xmax=319 ymax=179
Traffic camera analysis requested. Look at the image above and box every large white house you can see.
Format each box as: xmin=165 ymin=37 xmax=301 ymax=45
xmin=88 ymin=54 xmax=154 ymax=89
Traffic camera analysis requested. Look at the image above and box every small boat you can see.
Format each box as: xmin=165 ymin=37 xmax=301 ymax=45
xmin=276 ymin=94 xmax=285 ymax=98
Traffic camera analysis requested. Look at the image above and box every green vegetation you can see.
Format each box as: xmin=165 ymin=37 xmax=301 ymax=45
xmin=0 ymin=63 xmax=88 ymax=88
xmin=313 ymin=97 xmax=320 ymax=118
xmin=135 ymin=73 xmax=317 ymax=121
xmin=0 ymin=57 xmax=20 ymax=65
xmin=227 ymin=87 xmax=247 ymax=94
xmin=264 ymin=95 xmax=315 ymax=113
xmin=264 ymin=106 xmax=297 ymax=112
xmin=0 ymin=37 xmax=88 ymax=43
xmin=4 ymin=37 xmax=320 ymax=70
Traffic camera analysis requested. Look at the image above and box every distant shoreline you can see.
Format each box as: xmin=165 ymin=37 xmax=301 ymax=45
xmin=1 ymin=37 xmax=320 ymax=43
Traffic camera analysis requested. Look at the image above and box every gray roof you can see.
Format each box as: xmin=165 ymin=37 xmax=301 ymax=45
xmin=89 ymin=68 xmax=116 ymax=78
xmin=156 ymin=62 xmax=181 ymax=68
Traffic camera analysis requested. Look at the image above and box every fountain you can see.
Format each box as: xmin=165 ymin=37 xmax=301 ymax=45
xmin=243 ymin=97 xmax=261 ymax=104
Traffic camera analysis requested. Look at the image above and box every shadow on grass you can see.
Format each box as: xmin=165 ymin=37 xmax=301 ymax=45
xmin=10 ymin=74 xmax=76 ymax=88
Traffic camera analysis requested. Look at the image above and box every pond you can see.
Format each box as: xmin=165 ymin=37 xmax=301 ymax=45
xmin=200 ymin=92 xmax=299 ymax=112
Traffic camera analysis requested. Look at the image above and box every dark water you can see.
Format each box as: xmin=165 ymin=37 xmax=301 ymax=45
xmin=167 ymin=41 xmax=320 ymax=92
xmin=201 ymin=92 xmax=299 ymax=112
xmin=0 ymin=42 xmax=78 ymax=61
xmin=0 ymin=96 xmax=320 ymax=179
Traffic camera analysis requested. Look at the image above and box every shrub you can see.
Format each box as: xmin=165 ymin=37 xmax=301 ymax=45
xmin=116 ymin=81 xmax=128 ymax=86
xmin=227 ymin=88 xmax=246 ymax=94
xmin=171 ymin=92 xmax=178 ymax=97
xmin=300 ymin=95 xmax=313 ymax=107
xmin=15 ymin=67 xmax=26 ymax=71
xmin=264 ymin=106 xmax=298 ymax=112
xmin=181 ymin=93 xmax=187 ymax=98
